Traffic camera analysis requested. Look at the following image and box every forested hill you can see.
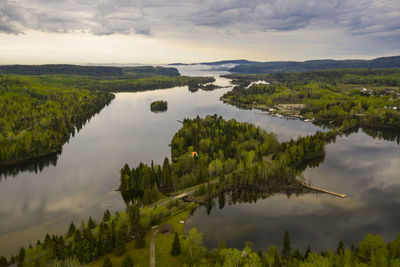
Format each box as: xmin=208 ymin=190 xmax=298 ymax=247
xmin=230 ymin=55 xmax=400 ymax=74
xmin=0 ymin=76 xmax=114 ymax=166
xmin=0 ymin=65 xmax=180 ymax=77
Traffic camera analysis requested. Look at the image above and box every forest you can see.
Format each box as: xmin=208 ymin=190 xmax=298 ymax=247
xmin=0 ymin=75 xmax=114 ymax=165
xmin=0 ymin=65 xmax=180 ymax=78
xmin=33 ymin=75 xmax=215 ymax=93
xmin=119 ymin=115 xmax=333 ymax=204
xmin=2 ymin=203 xmax=400 ymax=267
xmin=0 ymin=72 xmax=214 ymax=166
xmin=229 ymin=55 xmax=400 ymax=74
xmin=1 ymin=116 xmax=399 ymax=266
xmin=150 ymin=100 xmax=168 ymax=112
xmin=222 ymin=69 xmax=400 ymax=130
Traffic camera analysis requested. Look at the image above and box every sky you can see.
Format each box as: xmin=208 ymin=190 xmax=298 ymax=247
xmin=0 ymin=0 xmax=399 ymax=64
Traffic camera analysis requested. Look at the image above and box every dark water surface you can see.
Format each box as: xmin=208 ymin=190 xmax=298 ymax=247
xmin=0 ymin=68 xmax=323 ymax=256
xmin=185 ymin=129 xmax=400 ymax=252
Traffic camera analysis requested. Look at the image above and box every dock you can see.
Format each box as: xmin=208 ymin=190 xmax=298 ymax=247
xmin=300 ymin=181 xmax=346 ymax=198
xmin=174 ymin=192 xmax=189 ymax=199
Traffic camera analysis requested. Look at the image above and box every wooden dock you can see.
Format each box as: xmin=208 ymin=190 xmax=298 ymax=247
xmin=299 ymin=181 xmax=346 ymax=198
xmin=174 ymin=192 xmax=189 ymax=199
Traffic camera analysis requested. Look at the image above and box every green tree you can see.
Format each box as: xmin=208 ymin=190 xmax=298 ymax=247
xmin=102 ymin=210 xmax=111 ymax=223
xmin=67 ymin=222 xmax=76 ymax=237
xmin=102 ymin=256 xmax=112 ymax=267
xmin=281 ymin=230 xmax=291 ymax=260
xmin=336 ymin=240 xmax=345 ymax=255
xmin=121 ymin=255 xmax=133 ymax=267
xmin=88 ymin=217 xmax=96 ymax=230
xmin=183 ymin=228 xmax=206 ymax=264
xmin=114 ymin=232 xmax=126 ymax=256
xmin=171 ymin=233 xmax=181 ymax=256
xmin=0 ymin=256 xmax=7 ymax=267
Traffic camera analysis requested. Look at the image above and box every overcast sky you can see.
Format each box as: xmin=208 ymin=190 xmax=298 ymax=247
xmin=0 ymin=0 xmax=399 ymax=64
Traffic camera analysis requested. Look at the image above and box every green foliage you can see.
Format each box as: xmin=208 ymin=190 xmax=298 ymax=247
xmin=229 ymin=56 xmax=400 ymax=73
xmin=121 ymin=255 xmax=134 ymax=267
xmin=114 ymin=232 xmax=127 ymax=256
xmin=101 ymin=256 xmax=112 ymax=267
xmin=50 ymin=257 xmax=86 ymax=267
xmin=120 ymin=115 xmax=332 ymax=205
xmin=171 ymin=233 xmax=182 ymax=256
xmin=182 ymin=228 xmax=206 ymax=265
xmin=0 ymin=64 xmax=181 ymax=77
xmin=150 ymin=100 xmax=168 ymax=112
xmin=222 ymin=69 xmax=400 ymax=130
xmin=0 ymin=75 xmax=114 ymax=164
xmin=0 ymin=256 xmax=7 ymax=267
xmin=88 ymin=217 xmax=96 ymax=230
xmin=35 ymin=74 xmax=215 ymax=93
xmin=281 ymin=230 xmax=291 ymax=260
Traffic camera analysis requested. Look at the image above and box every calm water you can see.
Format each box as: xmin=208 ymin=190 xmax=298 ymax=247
xmin=186 ymin=129 xmax=400 ymax=252
xmin=0 ymin=68 xmax=323 ymax=256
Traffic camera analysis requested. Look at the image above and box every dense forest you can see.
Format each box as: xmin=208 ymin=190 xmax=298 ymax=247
xmin=119 ymin=115 xmax=333 ymax=204
xmin=150 ymin=100 xmax=168 ymax=112
xmin=0 ymin=65 xmax=180 ymax=77
xmin=0 ymin=71 xmax=214 ymax=166
xmin=222 ymin=69 xmax=400 ymax=130
xmin=1 ymin=116 xmax=399 ymax=266
xmin=32 ymin=75 xmax=215 ymax=93
xmin=229 ymin=55 xmax=400 ymax=74
xmin=0 ymin=75 xmax=114 ymax=165
xmin=3 ymin=204 xmax=400 ymax=267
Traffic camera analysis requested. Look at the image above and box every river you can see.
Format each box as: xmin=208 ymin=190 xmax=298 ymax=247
xmin=1 ymin=66 xmax=399 ymax=256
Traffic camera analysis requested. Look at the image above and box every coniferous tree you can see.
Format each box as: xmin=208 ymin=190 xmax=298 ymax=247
xmin=281 ymin=230 xmax=291 ymax=260
xmin=134 ymin=226 xmax=146 ymax=249
xmin=114 ymin=232 xmax=126 ymax=256
xmin=171 ymin=232 xmax=181 ymax=256
xmin=121 ymin=255 xmax=134 ymax=267
xmin=336 ymin=240 xmax=345 ymax=255
xmin=17 ymin=247 xmax=25 ymax=267
xmin=303 ymin=246 xmax=311 ymax=260
xmin=88 ymin=216 xmax=96 ymax=229
xmin=102 ymin=256 xmax=112 ymax=267
xmin=103 ymin=209 xmax=111 ymax=223
xmin=0 ymin=256 xmax=7 ymax=267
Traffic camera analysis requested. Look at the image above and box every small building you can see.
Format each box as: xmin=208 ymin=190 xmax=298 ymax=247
xmin=191 ymin=151 xmax=198 ymax=158
xmin=161 ymin=224 xmax=173 ymax=234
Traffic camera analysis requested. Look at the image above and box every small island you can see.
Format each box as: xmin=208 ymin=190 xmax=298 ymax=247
xmin=150 ymin=100 xmax=168 ymax=112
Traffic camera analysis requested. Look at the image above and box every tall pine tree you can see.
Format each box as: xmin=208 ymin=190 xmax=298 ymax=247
xmin=102 ymin=256 xmax=112 ymax=267
xmin=171 ymin=232 xmax=181 ymax=256
xmin=281 ymin=230 xmax=291 ymax=260
xmin=121 ymin=255 xmax=134 ymax=267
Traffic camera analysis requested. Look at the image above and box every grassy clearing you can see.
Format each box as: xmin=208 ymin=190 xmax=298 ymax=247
xmin=88 ymin=204 xmax=196 ymax=267
xmin=155 ymin=206 xmax=195 ymax=267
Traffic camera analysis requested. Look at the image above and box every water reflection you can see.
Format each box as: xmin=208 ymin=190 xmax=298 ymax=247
xmin=0 ymin=153 xmax=59 ymax=179
xmin=0 ymin=75 xmax=324 ymax=256
xmin=2 ymin=65 xmax=398 ymax=257
xmin=186 ymin=130 xmax=400 ymax=253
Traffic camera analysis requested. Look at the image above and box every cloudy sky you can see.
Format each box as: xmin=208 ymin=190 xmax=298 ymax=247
xmin=0 ymin=0 xmax=399 ymax=64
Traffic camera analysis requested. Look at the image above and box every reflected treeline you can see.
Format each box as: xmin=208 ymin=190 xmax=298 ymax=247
xmin=0 ymin=152 xmax=60 ymax=180
xmin=361 ymin=126 xmax=400 ymax=145
xmin=202 ymin=187 xmax=314 ymax=215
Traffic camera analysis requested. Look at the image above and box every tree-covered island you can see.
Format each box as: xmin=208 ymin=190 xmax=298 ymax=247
xmin=150 ymin=100 xmax=168 ymax=112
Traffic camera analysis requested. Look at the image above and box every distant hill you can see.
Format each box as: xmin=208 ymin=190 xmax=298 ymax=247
xmin=169 ymin=59 xmax=258 ymax=66
xmin=229 ymin=56 xmax=400 ymax=74
xmin=0 ymin=64 xmax=180 ymax=77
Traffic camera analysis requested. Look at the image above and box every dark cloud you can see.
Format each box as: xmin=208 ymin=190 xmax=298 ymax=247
xmin=0 ymin=0 xmax=399 ymax=44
